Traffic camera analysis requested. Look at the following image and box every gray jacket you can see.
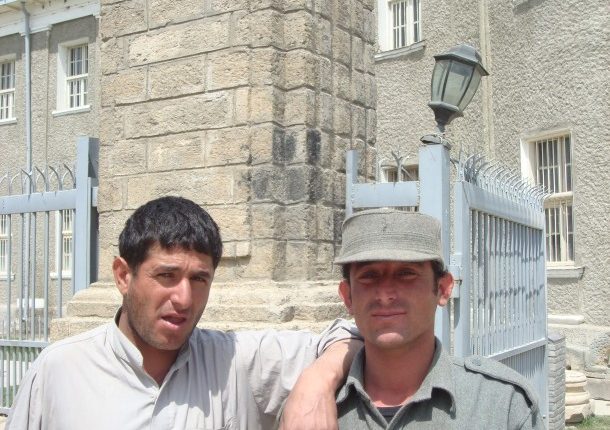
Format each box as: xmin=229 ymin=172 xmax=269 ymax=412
xmin=336 ymin=340 xmax=545 ymax=429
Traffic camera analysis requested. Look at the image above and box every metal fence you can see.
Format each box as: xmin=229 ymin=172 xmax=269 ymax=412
xmin=346 ymin=139 xmax=549 ymax=426
xmin=0 ymin=136 xmax=98 ymax=412
xmin=452 ymin=154 xmax=548 ymax=421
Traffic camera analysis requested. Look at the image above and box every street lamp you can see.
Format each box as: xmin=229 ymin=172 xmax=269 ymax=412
xmin=427 ymin=44 xmax=489 ymax=134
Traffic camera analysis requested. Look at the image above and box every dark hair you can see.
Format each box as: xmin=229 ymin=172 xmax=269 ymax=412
xmin=118 ymin=196 xmax=223 ymax=272
xmin=341 ymin=260 xmax=449 ymax=285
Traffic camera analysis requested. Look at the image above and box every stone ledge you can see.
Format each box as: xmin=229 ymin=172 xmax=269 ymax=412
xmin=50 ymin=280 xmax=349 ymax=340
xmin=549 ymin=314 xmax=585 ymax=325
xmin=591 ymin=398 xmax=610 ymax=416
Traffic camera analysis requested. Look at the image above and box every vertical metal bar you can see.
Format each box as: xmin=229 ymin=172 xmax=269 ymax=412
xmin=7 ymin=215 xmax=12 ymax=340
xmin=19 ymin=213 xmax=24 ymax=340
xmin=499 ymin=217 xmax=504 ymax=353
xmin=453 ymin=182 xmax=471 ymax=358
xmin=472 ymin=210 xmax=478 ymax=355
xmin=0 ymin=346 xmax=4 ymax=407
xmin=506 ymin=219 xmax=512 ymax=351
xmin=419 ymin=142 xmax=451 ymax=347
xmin=476 ymin=210 xmax=483 ymax=355
xmin=57 ymin=210 xmax=63 ymax=319
xmin=30 ymin=212 xmax=36 ymax=340
xmin=510 ymin=220 xmax=516 ymax=348
xmin=490 ymin=214 xmax=496 ymax=354
xmin=43 ymin=210 xmax=50 ymax=342
xmin=481 ymin=214 xmax=490 ymax=355
xmin=74 ymin=136 xmax=99 ymax=293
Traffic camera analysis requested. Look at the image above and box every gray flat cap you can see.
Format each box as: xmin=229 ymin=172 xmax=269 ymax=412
xmin=334 ymin=209 xmax=444 ymax=265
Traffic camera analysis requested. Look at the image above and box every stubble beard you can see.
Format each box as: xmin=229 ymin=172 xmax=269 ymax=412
xmin=123 ymin=291 xmax=199 ymax=352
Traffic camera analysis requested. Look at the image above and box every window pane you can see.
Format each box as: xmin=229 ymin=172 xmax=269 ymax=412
xmin=0 ymin=215 xmax=8 ymax=274
xmin=385 ymin=168 xmax=398 ymax=183
xmin=413 ymin=0 xmax=420 ymax=42
xmin=392 ymin=1 xmax=410 ymax=49
xmin=566 ymin=204 xmax=574 ymax=261
xmin=61 ymin=210 xmax=74 ymax=272
xmin=83 ymin=45 xmax=89 ymax=74
xmin=564 ymin=135 xmax=572 ymax=192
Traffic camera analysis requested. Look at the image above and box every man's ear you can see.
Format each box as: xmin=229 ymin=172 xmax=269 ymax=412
xmin=113 ymin=257 xmax=132 ymax=296
xmin=437 ymin=272 xmax=454 ymax=307
xmin=338 ymin=280 xmax=354 ymax=315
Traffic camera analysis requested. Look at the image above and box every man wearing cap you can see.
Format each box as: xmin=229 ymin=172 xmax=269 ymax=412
xmin=333 ymin=209 xmax=545 ymax=429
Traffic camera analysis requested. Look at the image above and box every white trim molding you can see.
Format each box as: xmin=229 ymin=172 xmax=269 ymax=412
xmin=0 ymin=0 xmax=100 ymax=38
xmin=547 ymin=266 xmax=585 ymax=280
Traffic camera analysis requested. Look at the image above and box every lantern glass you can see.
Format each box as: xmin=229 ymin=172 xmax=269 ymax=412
xmin=430 ymin=59 xmax=450 ymax=102
xmin=457 ymin=67 xmax=482 ymax=111
xmin=431 ymin=59 xmax=476 ymax=110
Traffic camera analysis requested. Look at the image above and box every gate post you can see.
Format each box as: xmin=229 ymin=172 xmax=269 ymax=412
xmin=345 ymin=150 xmax=359 ymax=217
xmin=73 ymin=136 xmax=99 ymax=293
xmin=418 ymin=139 xmax=451 ymax=347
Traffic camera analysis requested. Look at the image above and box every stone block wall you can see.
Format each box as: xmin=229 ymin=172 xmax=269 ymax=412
xmin=548 ymin=332 xmax=566 ymax=430
xmin=97 ymin=0 xmax=377 ymax=284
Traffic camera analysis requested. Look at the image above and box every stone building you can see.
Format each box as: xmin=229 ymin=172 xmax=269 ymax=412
xmin=51 ymin=0 xmax=378 ymax=336
xmin=0 ymin=0 xmax=100 ymax=333
xmin=373 ymin=0 xmax=609 ymax=414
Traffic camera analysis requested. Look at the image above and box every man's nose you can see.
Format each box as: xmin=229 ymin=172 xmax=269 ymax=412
xmin=170 ymin=278 xmax=193 ymax=310
xmin=375 ymin=277 xmax=397 ymax=303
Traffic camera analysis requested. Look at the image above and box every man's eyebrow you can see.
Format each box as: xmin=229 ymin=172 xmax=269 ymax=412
xmin=153 ymin=264 xmax=180 ymax=272
xmin=191 ymin=269 xmax=212 ymax=278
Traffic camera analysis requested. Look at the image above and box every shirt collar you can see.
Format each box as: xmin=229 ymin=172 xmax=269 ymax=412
xmin=410 ymin=338 xmax=456 ymax=413
xmin=109 ymin=307 xmax=192 ymax=377
xmin=336 ymin=338 xmax=456 ymax=413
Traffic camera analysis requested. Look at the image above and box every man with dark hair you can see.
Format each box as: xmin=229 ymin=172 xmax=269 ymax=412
xmin=333 ymin=208 xmax=545 ymax=429
xmin=7 ymin=196 xmax=360 ymax=430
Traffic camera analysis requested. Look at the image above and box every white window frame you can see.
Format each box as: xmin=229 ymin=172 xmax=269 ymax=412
xmin=0 ymin=214 xmax=10 ymax=278
xmin=377 ymin=0 xmax=421 ymax=52
xmin=0 ymin=56 xmax=16 ymax=123
xmin=52 ymin=209 xmax=74 ymax=279
xmin=521 ymin=130 xmax=574 ymax=266
xmin=380 ymin=164 xmax=418 ymax=183
xmin=54 ymin=39 xmax=90 ymax=115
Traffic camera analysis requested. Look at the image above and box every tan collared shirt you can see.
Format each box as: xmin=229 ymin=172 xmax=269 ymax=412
xmin=7 ymin=316 xmax=358 ymax=430
xmin=336 ymin=340 xmax=545 ymax=429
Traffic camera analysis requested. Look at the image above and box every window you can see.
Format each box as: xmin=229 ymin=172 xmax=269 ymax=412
xmin=380 ymin=164 xmax=419 ymax=212
xmin=57 ymin=210 xmax=74 ymax=276
xmin=56 ymin=41 xmax=89 ymax=113
xmin=67 ymin=45 xmax=88 ymax=108
xmin=0 ymin=215 xmax=9 ymax=276
xmin=391 ymin=0 xmax=420 ymax=49
xmin=381 ymin=165 xmax=419 ymax=182
xmin=0 ymin=60 xmax=15 ymax=121
xmin=522 ymin=133 xmax=574 ymax=264
xmin=378 ymin=0 xmax=421 ymax=52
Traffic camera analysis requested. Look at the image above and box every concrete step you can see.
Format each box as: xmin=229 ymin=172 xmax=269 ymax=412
xmin=201 ymin=302 xmax=347 ymax=324
xmin=198 ymin=319 xmax=340 ymax=333
xmin=52 ymin=280 xmax=349 ymax=340
xmin=66 ymin=282 xmax=121 ymax=318
xmin=50 ymin=316 xmax=113 ymax=341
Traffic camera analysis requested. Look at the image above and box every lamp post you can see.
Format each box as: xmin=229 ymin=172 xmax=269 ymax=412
xmin=418 ymin=44 xmax=488 ymax=346
xmin=426 ymin=44 xmax=489 ymax=136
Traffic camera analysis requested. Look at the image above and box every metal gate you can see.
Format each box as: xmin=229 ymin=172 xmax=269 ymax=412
xmin=346 ymin=139 xmax=548 ymax=425
xmin=0 ymin=136 xmax=99 ymax=413
xmin=452 ymin=155 xmax=548 ymax=421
